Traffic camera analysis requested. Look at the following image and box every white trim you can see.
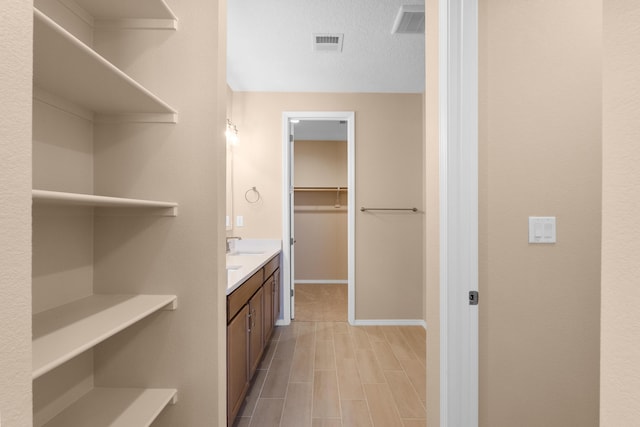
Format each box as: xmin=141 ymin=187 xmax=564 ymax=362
xmin=439 ymin=0 xmax=479 ymax=426
xmin=282 ymin=111 xmax=355 ymax=326
xmin=352 ymin=319 xmax=427 ymax=328
xmin=294 ymin=280 xmax=348 ymax=285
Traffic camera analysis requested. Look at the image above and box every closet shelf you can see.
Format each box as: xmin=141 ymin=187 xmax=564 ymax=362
xmin=42 ymin=387 xmax=177 ymax=427
xmin=294 ymin=187 xmax=348 ymax=192
xmin=33 ymin=294 xmax=177 ymax=379
xmin=72 ymin=0 xmax=177 ymax=29
xmin=32 ymin=190 xmax=178 ymax=216
xmin=33 ymin=8 xmax=177 ymax=123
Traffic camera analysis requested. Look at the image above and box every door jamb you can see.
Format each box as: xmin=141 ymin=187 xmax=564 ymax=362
xmin=280 ymin=111 xmax=356 ymax=325
xmin=439 ymin=0 xmax=479 ymax=425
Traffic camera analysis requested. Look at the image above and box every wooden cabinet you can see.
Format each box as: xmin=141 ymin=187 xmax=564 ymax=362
xmin=273 ymin=270 xmax=281 ymax=322
xmin=263 ymin=275 xmax=274 ymax=344
xmin=227 ymin=305 xmax=249 ymax=423
xmin=248 ymin=286 xmax=264 ymax=377
xmin=227 ymin=253 xmax=280 ymax=426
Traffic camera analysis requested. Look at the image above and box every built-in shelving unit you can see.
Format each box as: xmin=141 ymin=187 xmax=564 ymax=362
xmin=33 ymin=294 xmax=177 ymax=379
xmin=31 ymin=0 xmax=181 ymax=424
xmin=32 ymin=190 xmax=178 ymax=216
xmin=33 ymin=7 xmax=177 ymax=123
xmin=42 ymin=387 xmax=178 ymax=427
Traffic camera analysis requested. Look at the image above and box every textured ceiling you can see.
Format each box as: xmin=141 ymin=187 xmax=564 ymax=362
xmin=227 ymin=0 xmax=425 ymax=94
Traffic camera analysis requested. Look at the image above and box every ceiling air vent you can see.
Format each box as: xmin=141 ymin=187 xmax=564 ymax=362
xmin=391 ymin=5 xmax=425 ymax=34
xmin=313 ymin=33 xmax=344 ymax=52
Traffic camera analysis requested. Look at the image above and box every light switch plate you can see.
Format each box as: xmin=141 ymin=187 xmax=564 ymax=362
xmin=236 ymin=215 xmax=244 ymax=227
xmin=529 ymin=216 xmax=556 ymax=244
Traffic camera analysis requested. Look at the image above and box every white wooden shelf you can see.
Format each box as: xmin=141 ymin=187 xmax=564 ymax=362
xmin=32 ymin=190 xmax=178 ymax=216
xmin=33 ymin=294 xmax=177 ymax=379
xmin=71 ymin=0 xmax=178 ymax=29
xmin=43 ymin=387 xmax=177 ymax=427
xmin=33 ymin=7 xmax=177 ymax=123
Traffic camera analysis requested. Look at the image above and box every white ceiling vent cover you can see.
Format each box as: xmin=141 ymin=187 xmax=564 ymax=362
xmin=313 ymin=33 xmax=344 ymax=52
xmin=391 ymin=5 xmax=425 ymax=34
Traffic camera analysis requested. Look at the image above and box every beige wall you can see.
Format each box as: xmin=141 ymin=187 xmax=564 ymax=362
xmin=479 ymin=1 xmax=602 ymax=426
xmin=230 ymin=91 xmax=424 ymax=320
xmin=424 ymin=0 xmax=439 ymax=425
xmin=601 ymin=2 xmax=640 ymax=425
xmin=0 ymin=1 xmax=33 ymax=425
xmin=294 ymin=193 xmax=348 ymax=281
xmin=294 ymin=140 xmax=348 ymax=281
xmin=294 ymin=140 xmax=347 ymax=188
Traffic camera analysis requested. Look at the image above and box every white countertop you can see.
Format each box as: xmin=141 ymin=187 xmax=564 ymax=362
xmin=226 ymin=239 xmax=282 ymax=295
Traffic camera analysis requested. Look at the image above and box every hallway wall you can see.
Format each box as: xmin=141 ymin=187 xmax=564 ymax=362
xmin=0 ymin=1 xmax=33 ymax=425
xmin=229 ymin=92 xmax=424 ymax=321
xmin=601 ymin=1 xmax=640 ymax=424
xmin=478 ymin=1 xmax=602 ymax=426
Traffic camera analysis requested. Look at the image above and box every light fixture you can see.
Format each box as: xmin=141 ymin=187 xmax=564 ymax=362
xmin=225 ymin=118 xmax=239 ymax=145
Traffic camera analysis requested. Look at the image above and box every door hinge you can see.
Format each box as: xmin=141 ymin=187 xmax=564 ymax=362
xmin=469 ymin=291 xmax=479 ymax=305
xmin=290 ymin=289 xmax=294 ymax=297
xmin=289 ymin=134 xmax=294 ymax=142
xmin=290 ymin=237 xmax=295 ymax=245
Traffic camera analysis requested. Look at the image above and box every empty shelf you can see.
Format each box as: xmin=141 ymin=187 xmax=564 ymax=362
xmin=43 ymin=387 xmax=177 ymax=427
xmin=73 ymin=0 xmax=177 ymax=21
xmin=33 ymin=294 xmax=177 ymax=379
xmin=294 ymin=187 xmax=348 ymax=192
xmin=33 ymin=8 xmax=177 ymax=122
xmin=32 ymin=190 xmax=178 ymax=215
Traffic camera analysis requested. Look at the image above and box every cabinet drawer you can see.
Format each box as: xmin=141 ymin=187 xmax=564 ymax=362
xmin=227 ymin=269 xmax=264 ymax=322
xmin=264 ymin=254 xmax=280 ymax=280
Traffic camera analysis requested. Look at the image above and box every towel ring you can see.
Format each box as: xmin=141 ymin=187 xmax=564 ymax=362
xmin=245 ymin=186 xmax=261 ymax=203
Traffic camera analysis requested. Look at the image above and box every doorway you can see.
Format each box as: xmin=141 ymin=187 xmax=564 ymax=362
xmin=281 ymin=112 xmax=356 ymax=325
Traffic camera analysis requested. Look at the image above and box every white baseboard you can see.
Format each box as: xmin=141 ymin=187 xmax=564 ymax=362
xmin=294 ymin=280 xmax=348 ymax=285
xmin=351 ymin=319 xmax=427 ymax=328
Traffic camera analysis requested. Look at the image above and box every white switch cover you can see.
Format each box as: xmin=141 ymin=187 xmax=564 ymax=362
xmin=236 ymin=215 xmax=244 ymax=227
xmin=225 ymin=216 xmax=230 ymax=227
xmin=529 ymin=216 xmax=556 ymax=243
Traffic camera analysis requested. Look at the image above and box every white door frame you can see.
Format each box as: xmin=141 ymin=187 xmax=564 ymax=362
xmin=281 ymin=111 xmax=356 ymax=325
xmin=439 ymin=0 xmax=479 ymax=426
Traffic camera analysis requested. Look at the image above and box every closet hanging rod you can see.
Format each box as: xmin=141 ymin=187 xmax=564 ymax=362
xmin=360 ymin=207 xmax=418 ymax=212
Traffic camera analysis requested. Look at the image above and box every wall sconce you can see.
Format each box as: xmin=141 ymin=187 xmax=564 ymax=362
xmin=225 ymin=119 xmax=239 ymax=145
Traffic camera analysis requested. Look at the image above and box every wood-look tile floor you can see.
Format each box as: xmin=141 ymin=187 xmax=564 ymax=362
xmin=233 ymin=286 xmax=426 ymax=427
xmin=294 ymin=284 xmax=348 ymax=322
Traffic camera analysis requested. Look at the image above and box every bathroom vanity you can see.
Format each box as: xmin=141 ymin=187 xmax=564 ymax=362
xmin=226 ymin=241 xmax=281 ymax=426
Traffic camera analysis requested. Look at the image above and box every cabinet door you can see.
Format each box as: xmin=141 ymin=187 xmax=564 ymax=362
xmin=273 ymin=269 xmax=281 ymax=322
xmin=227 ymin=305 xmax=249 ymax=425
xmin=248 ymin=287 xmax=264 ymax=377
xmin=263 ymin=276 xmax=274 ymax=342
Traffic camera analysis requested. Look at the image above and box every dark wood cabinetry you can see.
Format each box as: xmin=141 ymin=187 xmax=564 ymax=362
xmin=227 ymin=253 xmax=281 ymax=426
xmin=227 ymin=305 xmax=249 ymax=422
xmin=248 ymin=286 xmax=264 ymax=377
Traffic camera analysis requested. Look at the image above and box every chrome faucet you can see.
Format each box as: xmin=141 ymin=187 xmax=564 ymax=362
xmin=226 ymin=236 xmax=242 ymax=253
